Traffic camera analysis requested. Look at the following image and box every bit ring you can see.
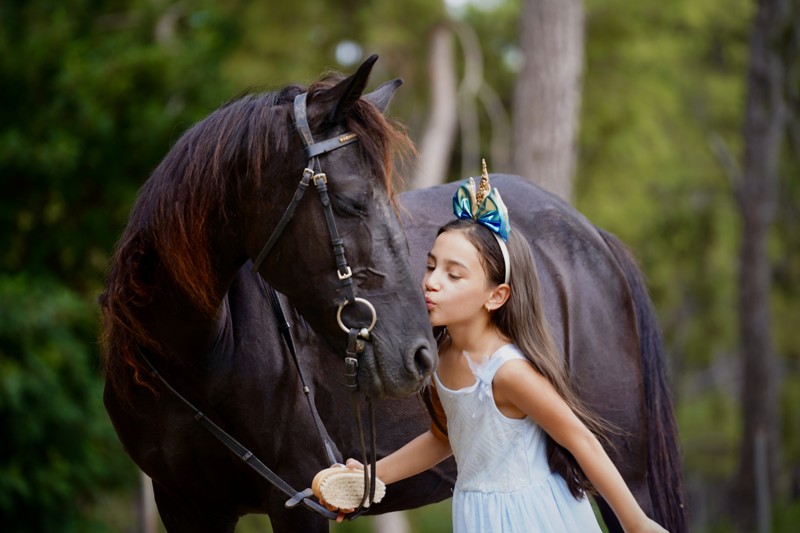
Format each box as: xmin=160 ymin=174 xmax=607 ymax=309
xmin=336 ymin=298 xmax=377 ymax=334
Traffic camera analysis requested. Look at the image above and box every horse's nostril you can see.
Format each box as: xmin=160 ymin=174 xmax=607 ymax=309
xmin=412 ymin=344 xmax=435 ymax=378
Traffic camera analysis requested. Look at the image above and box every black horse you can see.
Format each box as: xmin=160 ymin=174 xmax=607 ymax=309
xmin=100 ymin=57 xmax=687 ymax=532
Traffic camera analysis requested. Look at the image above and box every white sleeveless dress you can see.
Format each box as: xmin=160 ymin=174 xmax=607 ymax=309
xmin=434 ymin=344 xmax=603 ymax=532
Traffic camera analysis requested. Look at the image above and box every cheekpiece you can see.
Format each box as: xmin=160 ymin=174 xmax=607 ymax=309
xmin=452 ymin=159 xmax=510 ymax=242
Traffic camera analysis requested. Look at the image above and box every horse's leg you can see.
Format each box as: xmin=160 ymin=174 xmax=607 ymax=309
xmin=268 ymin=509 xmax=329 ymax=533
xmin=152 ymin=482 xmax=238 ymax=533
xmin=595 ymin=497 xmax=622 ymax=533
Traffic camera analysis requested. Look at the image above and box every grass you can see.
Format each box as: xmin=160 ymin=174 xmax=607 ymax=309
xmin=233 ymin=501 xmax=453 ymax=532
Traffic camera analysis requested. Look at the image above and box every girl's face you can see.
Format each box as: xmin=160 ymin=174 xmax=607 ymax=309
xmin=423 ymin=230 xmax=495 ymax=328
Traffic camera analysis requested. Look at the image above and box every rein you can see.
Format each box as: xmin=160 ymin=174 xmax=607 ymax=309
xmin=142 ymin=91 xmax=382 ymax=522
xmin=139 ymin=344 xmax=338 ymax=520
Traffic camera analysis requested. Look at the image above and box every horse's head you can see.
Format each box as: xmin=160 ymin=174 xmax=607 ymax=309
xmin=246 ymin=56 xmax=435 ymax=398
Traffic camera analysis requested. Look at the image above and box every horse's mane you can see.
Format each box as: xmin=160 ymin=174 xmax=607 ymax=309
xmin=99 ymin=76 xmax=412 ymax=399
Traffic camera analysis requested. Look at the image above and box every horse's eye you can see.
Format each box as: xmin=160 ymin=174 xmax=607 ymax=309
xmin=332 ymin=194 xmax=367 ymax=217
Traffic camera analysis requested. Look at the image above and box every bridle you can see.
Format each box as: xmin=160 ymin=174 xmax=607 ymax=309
xmin=141 ymin=91 xmax=382 ymax=521
xmin=254 ymin=90 xmax=382 ymax=513
xmin=252 ymin=91 xmax=377 ymax=347
xmin=252 ymin=91 xmax=381 ymax=516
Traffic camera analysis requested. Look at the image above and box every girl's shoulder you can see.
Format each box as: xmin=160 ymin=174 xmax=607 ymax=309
xmin=491 ymin=344 xmax=528 ymax=367
xmin=479 ymin=344 xmax=530 ymax=381
xmin=492 ymin=345 xmax=546 ymax=384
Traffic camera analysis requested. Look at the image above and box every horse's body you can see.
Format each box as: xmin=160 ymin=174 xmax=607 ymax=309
xmin=101 ymin=58 xmax=687 ymax=532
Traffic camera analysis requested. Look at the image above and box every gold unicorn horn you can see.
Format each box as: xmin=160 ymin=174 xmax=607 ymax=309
xmin=475 ymin=159 xmax=491 ymax=205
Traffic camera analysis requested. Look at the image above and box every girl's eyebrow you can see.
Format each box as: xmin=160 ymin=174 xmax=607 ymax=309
xmin=427 ymin=252 xmax=468 ymax=270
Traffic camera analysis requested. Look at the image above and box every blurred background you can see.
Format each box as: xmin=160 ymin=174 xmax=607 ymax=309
xmin=1 ymin=0 xmax=798 ymax=531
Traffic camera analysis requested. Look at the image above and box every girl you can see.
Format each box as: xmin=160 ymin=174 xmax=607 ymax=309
xmin=314 ymin=163 xmax=669 ymax=532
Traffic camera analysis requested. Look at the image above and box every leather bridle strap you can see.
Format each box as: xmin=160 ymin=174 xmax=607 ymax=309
xmin=250 ymin=92 xmax=358 ymax=287
xmin=342 ymin=330 xmax=379 ymax=519
xmin=138 ymin=348 xmax=339 ymax=520
xmin=250 ymin=169 xmax=313 ymax=273
xmin=258 ymin=276 xmax=340 ymax=467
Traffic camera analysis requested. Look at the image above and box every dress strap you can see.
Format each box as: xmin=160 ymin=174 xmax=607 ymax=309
xmin=464 ymin=344 xmax=527 ymax=386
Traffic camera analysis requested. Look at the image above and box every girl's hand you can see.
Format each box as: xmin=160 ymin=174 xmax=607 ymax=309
xmin=312 ymin=459 xmax=375 ymax=523
xmin=345 ymin=458 xmax=364 ymax=470
xmin=332 ymin=458 xmax=364 ymax=522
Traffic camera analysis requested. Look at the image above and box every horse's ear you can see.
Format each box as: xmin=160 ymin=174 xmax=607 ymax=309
xmin=320 ymin=54 xmax=379 ymax=123
xmin=363 ymin=79 xmax=403 ymax=114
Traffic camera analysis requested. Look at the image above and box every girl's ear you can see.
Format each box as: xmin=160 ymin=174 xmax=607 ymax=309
xmin=485 ymin=284 xmax=511 ymax=312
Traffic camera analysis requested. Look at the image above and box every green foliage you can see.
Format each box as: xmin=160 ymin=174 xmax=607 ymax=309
xmin=229 ymin=500 xmax=454 ymax=533
xmin=577 ymin=0 xmax=754 ymax=377
xmin=0 ymin=274 xmax=132 ymax=531
xmin=218 ymin=0 xmax=446 ymax=144
xmin=0 ymin=1 xmax=235 ymax=530
xmin=773 ymin=141 xmax=800 ymax=367
xmin=677 ymin=389 xmax=741 ymax=478
xmin=0 ymin=0 xmax=235 ymax=288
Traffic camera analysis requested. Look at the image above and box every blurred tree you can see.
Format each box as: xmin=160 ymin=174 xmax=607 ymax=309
xmin=411 ymin=17 xmax=513 ymax=187
xmin=733 ymin=0 xmax=791 ymax=530
xmin=512 ymin=0 xmax=585 ymax=201
xmin=575 ymin=0 xmax=800 ymax=529
xmin=411 ymin=23 xmax=459 ymax=189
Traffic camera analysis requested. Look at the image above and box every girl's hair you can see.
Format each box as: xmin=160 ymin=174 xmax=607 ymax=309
xmin=435 ymin=218 xmax=614 ymax=498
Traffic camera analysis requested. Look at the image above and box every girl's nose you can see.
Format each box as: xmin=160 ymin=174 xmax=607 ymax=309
xmin=423 ymin=271 xmax=439 ymax=291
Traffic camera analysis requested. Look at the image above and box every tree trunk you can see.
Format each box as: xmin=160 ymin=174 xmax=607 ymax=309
xmin=372 ymin=512 xmax=412 ymax=533
xmin=734 ymin=0 xmax=788 ymax=530
xmin=412 ymin=24 xmax=458 ymax=189
xmin=138 ymin=471 xmax=158 ymax=533
xmin=511 ymin=0 xmax=585 ymax=203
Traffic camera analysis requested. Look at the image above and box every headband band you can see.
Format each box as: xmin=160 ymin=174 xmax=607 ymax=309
xmin=452 ymin=160 xmax=511 ymax=284
xmin=493 ymin=233 xmax=511 ymax=285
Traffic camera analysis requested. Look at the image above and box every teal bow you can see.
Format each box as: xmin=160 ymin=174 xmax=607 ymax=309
xmin=452 ymin=178 xmax=510 ymax=242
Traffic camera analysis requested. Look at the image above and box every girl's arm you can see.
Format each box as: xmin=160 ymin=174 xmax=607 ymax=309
xmin=322 ymin=431 xmax=451 ymax=522
xmin=350 ymin=430 xmax=452 ymax=485
xmin=495 ymin=360 xmax=668 ymax=533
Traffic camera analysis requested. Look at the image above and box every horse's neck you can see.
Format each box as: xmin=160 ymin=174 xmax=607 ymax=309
xmin=143 ymin=240 xmax=244 ymax=365
xmin=139 ymin=280 xmax=227 ymax=366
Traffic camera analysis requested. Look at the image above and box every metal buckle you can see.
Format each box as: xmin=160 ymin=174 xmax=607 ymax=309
xmin=337 ymin=266 xmax=353 ymax=280
xmin=313 ymin=172 xmax=327 ymax=185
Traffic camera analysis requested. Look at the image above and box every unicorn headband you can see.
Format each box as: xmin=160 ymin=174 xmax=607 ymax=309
xmin=452 ymin=160 xmax=511 ymax=284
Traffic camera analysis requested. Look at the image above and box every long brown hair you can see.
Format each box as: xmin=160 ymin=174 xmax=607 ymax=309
xmin=436 ymin=218 xmax=615 ymax=498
